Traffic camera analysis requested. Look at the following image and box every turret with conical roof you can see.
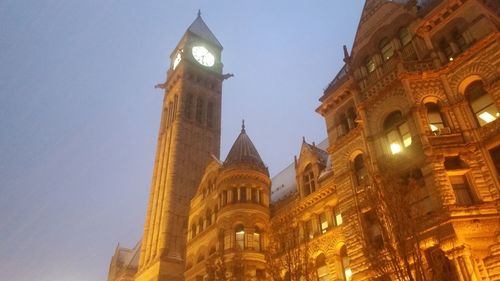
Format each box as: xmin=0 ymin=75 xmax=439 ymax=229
xmin=223 ymin=121 xmax=269 ymax=176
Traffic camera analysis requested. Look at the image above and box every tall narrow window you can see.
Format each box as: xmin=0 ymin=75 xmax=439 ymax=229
xmin=347 ymin=107 xmax=357 ymax=130
xmin=340 ymin=246 xmax=352 ymax=281
xmin=304 ymin=220 xmax=314 ymax=240
xmin=399 ymin=27 xmax=412 ymax=46
xmin=449 ymin=175 xmax=473 ymax=205
xmin=365 ymin=56 xmax=376 ymax=73
xmin=465 ymin=80 xmax=499 ymax=127
xmin=252 ymin=188 xmax=258 ymax=203
xmin=319 ymin=213 xmax=329 ymax=233
xmin=303 ymin=165 xmax=316 ymax=196
xmin=439 ymin=39 xmax=454 ymax=62
xmin=334 ymin=207 xmax=343 ymax=226
xmin=235 ymin=225 xmax=245 ymax=250
xmin=379 ymin=38 xmax=394 ymax=61
xmin=195 ymin=97 xmax=204 ymax=124
xmin=384 ymin=111 xmax=412 ymax=154
xmin=254 ymin=227 xmax=261 ymax=251
xmin=445 ymin=156 xmax=475 ymax=205
xmin=222 ymin=190 xmax=228 ymax=206
xmin=207 ymin=101 xmax=214 ymax=128
xmin=354 ymin=154 xmax=368 ymax=187
xmin=452 ymin=28 xmax=467 ymax=52
xmin=240 ymin=187 xmax=247 ymax=202
xmin=425 ymin=102 xmax=446 ymax=132
xmin=184 ymin=94 xmax=193 ymax=119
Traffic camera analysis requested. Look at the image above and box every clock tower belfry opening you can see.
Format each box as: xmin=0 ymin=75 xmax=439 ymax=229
xmin=135 ymin=13 xmax=225 ymax=281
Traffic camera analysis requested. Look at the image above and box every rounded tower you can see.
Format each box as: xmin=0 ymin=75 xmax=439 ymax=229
xmin=216 ymin=121 xmax=271 ymax=280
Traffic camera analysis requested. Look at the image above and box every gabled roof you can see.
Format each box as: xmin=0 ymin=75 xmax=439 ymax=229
xmin=224 ymin=122 xmax=267 ymax=174
xmin=186 ymin=11 xmax=223 ymax=49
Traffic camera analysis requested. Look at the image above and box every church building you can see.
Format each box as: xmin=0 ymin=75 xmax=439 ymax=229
xmin=108 ymin=1 xmax=500 ymax=280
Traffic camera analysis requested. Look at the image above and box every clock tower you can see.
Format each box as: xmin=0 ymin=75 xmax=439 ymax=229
xmin=135 ymin=12 xmax=225 ymax=281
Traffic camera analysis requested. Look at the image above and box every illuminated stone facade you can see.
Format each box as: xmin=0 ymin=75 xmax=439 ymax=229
xmin=109 ymin=1 xmax=500 ymax=280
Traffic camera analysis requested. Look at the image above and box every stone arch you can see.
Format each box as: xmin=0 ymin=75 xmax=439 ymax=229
xmin=366 ymin=89 xmax=411 ymax=132
xmin=457 ymin=75 xmax=483 ymax=95
xmin=449 ymin=62 xmax=497 ymax=95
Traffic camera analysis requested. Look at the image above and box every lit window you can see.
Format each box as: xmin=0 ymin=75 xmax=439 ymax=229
xmin=254 ymin=227 xmax=261 ymax=251
xmin=334 ymin=207 xmax=343 ymax=226
xmin=379 ymin=38 xmax=394 ymax=61
xmin=235 ymin=225 xmax=245 ymax=249
xmin=426 ymin=103 xmax=445 ymax=132
xmin=319 ymin=213 xmax=329 ymax=233
xmin=383 ymin=111 xmax=412 ymax=155
xmin=340 ymin=246 xmax=352 ymax=281
xmin=465 ymin=81 xmax=498 ymax=127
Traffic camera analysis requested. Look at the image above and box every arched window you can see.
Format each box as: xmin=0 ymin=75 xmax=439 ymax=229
xmin=340 ymin=246 xmax=352 ymax=281
xmin=207 ymin=101 xmax=214 ymax=128
xmin=364 ymin=56 xmax=376 ymax=74
xmin=184 ymin=94 xmax=193 ymax=119
xmin=399 ymin=27 xmax=412 ymax=46
xmin=383 ymin=111 xmax=412 ymax=154
xmin=254 ymin=227 xmax=261 ymax=251
xmin=235 ymin=224 xmax=245 ymax=250
xmin=195 ymin=96 xmax=204 ymax=124
xmin=303 ymin=165 xmax=316 ymax=196
xmin=354 ymin=154 xmax=368 ymax=187
xmin=425 ymin=102 xmax=446 ymax=133
xmin=465 ymin=80 xmax=498 ymax=127
xmin=379 ymin=38 xmax=394 ymax=61
xmin=316 ymin=254 xmax=330 ymax=281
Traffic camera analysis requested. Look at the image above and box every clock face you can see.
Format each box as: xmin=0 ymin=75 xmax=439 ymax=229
xmin=173 ymin=52 xmax=182 ymax=70
xmin=192 ymin=46 xmax=215 ymax=67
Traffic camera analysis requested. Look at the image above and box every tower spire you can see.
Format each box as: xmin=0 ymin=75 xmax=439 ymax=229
xmin=241 ymin=119 xmax=246 ymax=133
xmin=197 ymin=9 xmax=201 ymax=17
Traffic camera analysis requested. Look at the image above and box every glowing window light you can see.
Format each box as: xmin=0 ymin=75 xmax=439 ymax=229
xmin=479 ymin=112 xmax=496 ymax=123
xmin=390 ymin=143 xmax=402 ymax=154
xmin=430 ymin=124 xmax=439 ymax=132
xmin=344 ymin=268 xmax=353 ymax=281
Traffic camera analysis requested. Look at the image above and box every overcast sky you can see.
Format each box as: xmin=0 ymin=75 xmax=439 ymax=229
xmin=0 ymin=1 xmax=364 ymax=280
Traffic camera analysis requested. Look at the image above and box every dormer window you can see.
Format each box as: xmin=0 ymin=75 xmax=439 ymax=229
xmin=383 ymin=111 xmax=412 ymax=155
xmin=465 ymin=80 xmax=498 ymax=127
xmin=303 ymin=165 xmax=316 ymax=196
xmin=379 ymin=38 xmax=394 ymax=61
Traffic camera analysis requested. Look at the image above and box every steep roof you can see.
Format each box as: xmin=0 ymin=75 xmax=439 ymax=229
xmin=186 ymin=11 xmax=223 ymax=49
xmin=224 ymin=122 xmax=267 ymax=174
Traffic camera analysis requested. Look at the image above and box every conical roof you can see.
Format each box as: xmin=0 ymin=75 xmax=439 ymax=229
xmin=224 ymin=122 xmax=267 ymax=174
xmin=186 ymin=11 xmax=223 ymax=49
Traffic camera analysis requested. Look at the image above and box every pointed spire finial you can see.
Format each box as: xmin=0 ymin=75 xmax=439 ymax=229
xmin=302 ymin=136 xmax=306 ymax=143
xmin=197 ymin=9 xmax=201 ymax=17
xmin=241 ymin=119 xmax=246 ymax=133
